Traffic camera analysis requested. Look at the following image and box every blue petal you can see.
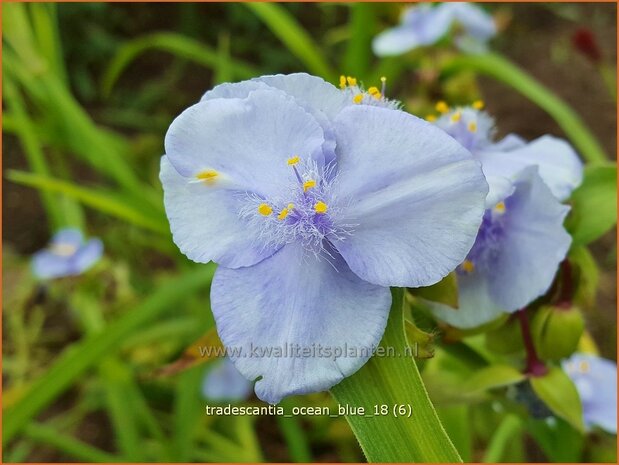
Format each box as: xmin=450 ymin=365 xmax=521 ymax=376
xmin=52 ymin=228 xmax=84 ymax=247
xmin=449 ymin=3 xmax=496 ymax=42
xmin=428 ymin=271 xmax=508 ymax=329
xmin=72 ymin=238 xmax=103 ymax=273
xmin=211 ymin=243 xmax=391 ymax=404
xmin=487 ymin=167 xmax=571 ymax=310
xmin=160 ymin=156 xmax=280 ymax=268
xmin=164 ymin=88 xmax=326 ymax=197
xmin=202 ymin=358 xmax=253 ymax=402
xmin=478 ymin=135 xmax=583 ymax=201
xmin=32 ymin=251 xmax=73 ymax=279
xmin=372 ymin=26 xmax=426 ymax=56
xmin=563 ymin=353 xmax=617 ymax=433
xmin=331 ymin=105 xmax=487 ymax=288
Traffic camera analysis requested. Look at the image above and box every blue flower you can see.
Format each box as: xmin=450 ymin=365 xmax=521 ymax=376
xmin=202 ymin=358 xmax=253 ymax=402
xmin=32 ymin=228 xmax=103 ymax=279
xmin=429 ymin=105 xmax=576 ymax=328
xmin=563 ymin=353 xmax=617 ymax=434
xmin=373 ymin=3 xmax=496 ymax=57
xmin=161 ymin=73 xmax=488 ymax=403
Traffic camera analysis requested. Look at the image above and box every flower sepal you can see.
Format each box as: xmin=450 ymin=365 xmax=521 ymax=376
xmin=531 ymin=304 xmax=585 ymax=361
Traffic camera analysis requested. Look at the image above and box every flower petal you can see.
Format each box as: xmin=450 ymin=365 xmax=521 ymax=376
xmin=32 ymin=251 xmax=73 ymax=279
xmin=202 ymin=358 xmax=253 ymax=402
xmin=449 ymin=3 xmax=496 ymax=41
xmin=428 ymin=271 xmax=508 ymax=329
xmin=372 ymin=26 xmax=426 ymax=56
xmin=164 ymin=88 xmax=325 ymax=197
xmin=52 ymin=228 xmax=84 ymax=247
xmin=487 ymin=167 xmax=571 ymax=310
xmin=160 ymin=156 xmax=280 ymax=268
xmin=478 ymin=135 xmax=583 ymax=201
xmin=211 ymin=243 xmax=391 ymax=404
xmin=73 ymin=238 xmax=103 ymax=272
xmin=332 ymin=105 xmax=487 ymax=287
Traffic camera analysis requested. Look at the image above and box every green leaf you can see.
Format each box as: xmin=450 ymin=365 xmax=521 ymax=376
xmin=331 ymin=288 xmax=462 ymax=462
xmin=566 ymin=164 xmax=617 ymax=246
xmin=529 ymin=366 xmax=584 ymax=432
xmin=7 ymin=170 xmax=168 ymax=234
xmin=101 ymin=32 xmax=258 ymax=97
xmin=441 ymin=53 xmax=608 ymax=164
xmin=2 ymin=265 xmax=216 ymax=446
xmin=413 ymin=272 xmax=459 ymax=308
xmin=245 ymin=3 xmax=336 ymax=81
xmin=462 ymin=364 xmax=525 ymax=394
xmin=343 ymin=3 xmax=375 ymax=78
xmin=482 ymin=415 xmax=523 ymax=463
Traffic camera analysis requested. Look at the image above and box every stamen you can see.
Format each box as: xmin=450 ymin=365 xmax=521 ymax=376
xmin=436 ymin=101 xmax=449 ymax=113
xmin=339 ymin=75 xmax=347 ymax=89
xmin=303 ymin=179 xmax=316 ymax=192
xmin=426 ymin=114 xmax=437 ymax=122
xmin=472 ymin=100 xmax=484 ymax=110
xmin=372 ymin=92 xmax=382 ymax=100
xmin=579 ymin=360 xmax=590 ymax=373
xmin=450 ymin=111 xmax=462 ymax=123
xmin=380 ymin=76 xmax=387 ymax=95
xmin=196 ymin=169 xmax=219 ymax=185
xmin=50 ymin=242 xmax=78 ymax=257
xmin=277 ymin=208 xmax=290 ymax=220
xmin=468 ymin=121 xmax=478 ymax=133
xmin=258 ymin=203 xmax=273 ymax=216
xmin=494 ymin=201 xmax=506 ymax=214
xmin=462 ymin=260 xmax=475 ymax=273
xmin=346 ymin=76 xmax=357 ymax=87
xmin=287 ymin=155 xmax=300 ymax=166
xmin=353 ymin=94 xmax=363 ymax=104
xmin=314 ymin=201 xmax=328 ymax=214
xmin=368 ymin=86 xmax=380 ymax=96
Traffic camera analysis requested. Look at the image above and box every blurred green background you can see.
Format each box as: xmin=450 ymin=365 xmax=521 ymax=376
xmin=3 ymin=2 xmax=616 ymax=462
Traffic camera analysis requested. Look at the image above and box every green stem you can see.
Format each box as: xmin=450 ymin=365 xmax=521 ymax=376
xmin=277 ymin=399 xmax=313 ymax=462
xmin=482 ymin=414 xmax=522 ymax=463
xmin=331 ymin=288 xmax=461 ymax=463
xmin=442 ymin=52 xmax=608 ymax=164
xmin=3 ymin=265 xmax=215 ymax=446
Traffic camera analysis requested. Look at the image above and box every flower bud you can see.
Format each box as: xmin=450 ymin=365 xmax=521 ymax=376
xmin=531 ymin=305 xmax=585 ymax=361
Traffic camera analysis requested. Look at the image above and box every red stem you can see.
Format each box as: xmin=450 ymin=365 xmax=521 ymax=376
xmin=516 ymin=308 xmax=547 ymax=377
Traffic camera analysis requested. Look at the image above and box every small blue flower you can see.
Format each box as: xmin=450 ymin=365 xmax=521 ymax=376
xmin=32 ymin=228 xmax=103 ymax=279
xmin=202 ymin=358 xmax=253 ymax=402
xmin=161 ymin=73 xmax=488 ymax=403
xmin=373 ymin=2 xmax=496 ymax=57
xmin=429 ymin=105 xmax=575 ymax=328
xmin=563 ymin=353 xmax=617 ymax=434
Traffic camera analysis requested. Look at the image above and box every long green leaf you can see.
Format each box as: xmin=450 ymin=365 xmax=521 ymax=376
xmin=245 ymin=3 xmax=336 ymax=81
xmin=7 ymin=170 xmax=168 ymax=234
xmin=331 ymin=288 xmax=462 ymax=462
xmin=2 ymin=265 xmax=216 ymax=445
xmin=102 ymin=32 xmax=258 ymax=96
xmin=343 ymin=3 xmax=375 ymax=78
xmin=442 ymin=52 xmax=608 ymax=164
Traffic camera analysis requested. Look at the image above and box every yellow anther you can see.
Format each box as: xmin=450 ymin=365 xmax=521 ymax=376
xmin=435 ymin=101 xmax=449 ymax=113
xmin=287 ymin=203 xmax=294 ymax=210
xmin=462 ymin=260 xmax=475 ymax=273
xmin=494 ymin=201 xmax=506 ymax=213
xmin=468 ymin=121 xmax=478 ymax=133
xmin=353 ymin=94 xmax=364 ymax=104
xmin=314 ymin=201 xmax=328 ymax=214
xmin=368 ymin=86 xmax=380 ymax=95
xmin=380 ymin=76 xmax=387 ymax=83
xmin=50 ymin=243 xmax=78 ymax=257
xmin=287 ymin=155 xmax=300 ymax=166
xmin=258 ymin=203 xmax=273 ymax=216
xmin=472 ymin=99 xmax=484 ymax=110
xmin=347 ymin=76 xmax=357 ymax=87
xmin=426 ymin=114 xmax=437 ymax=122
xmin=197 ymin=169 xmax=219 ymax=185
xmin=372 ymin=92 xmax=382 ymax=100
xmin=277 ymin=208 xmax=290 ymax=220
xmin=450 ymin=111 xmax=462 ymax=123
xmin=339 ymin=75 xmax=347 ymax=89
xmin=303 ymin=179 xmax=316 ymax=192
xmin=579 ymin=360 xmax=590 ymax=373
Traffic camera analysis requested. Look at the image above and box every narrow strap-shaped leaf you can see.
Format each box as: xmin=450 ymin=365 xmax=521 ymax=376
xmin=331 ymin=288 xmax=462 ymax=463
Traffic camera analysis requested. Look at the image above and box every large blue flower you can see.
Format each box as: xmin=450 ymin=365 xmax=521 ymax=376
xmin=429 ymin=105 xmax=577 ymax=328
xmin=563 ymin=353 xmax=617 ymax=434
xmin=161 ymin=73 xmax=488 ymax=403
xmin=373 ymin=2 xmax=496 ymax=57
xmin=32 ymin=228 xmax=103 ymax=279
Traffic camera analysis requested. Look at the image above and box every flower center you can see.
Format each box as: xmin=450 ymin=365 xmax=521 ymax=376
xmin=50 ymin=242 xmax=78 ymax=257
xmin=240 ymin=156 xmax=350 ymax=254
